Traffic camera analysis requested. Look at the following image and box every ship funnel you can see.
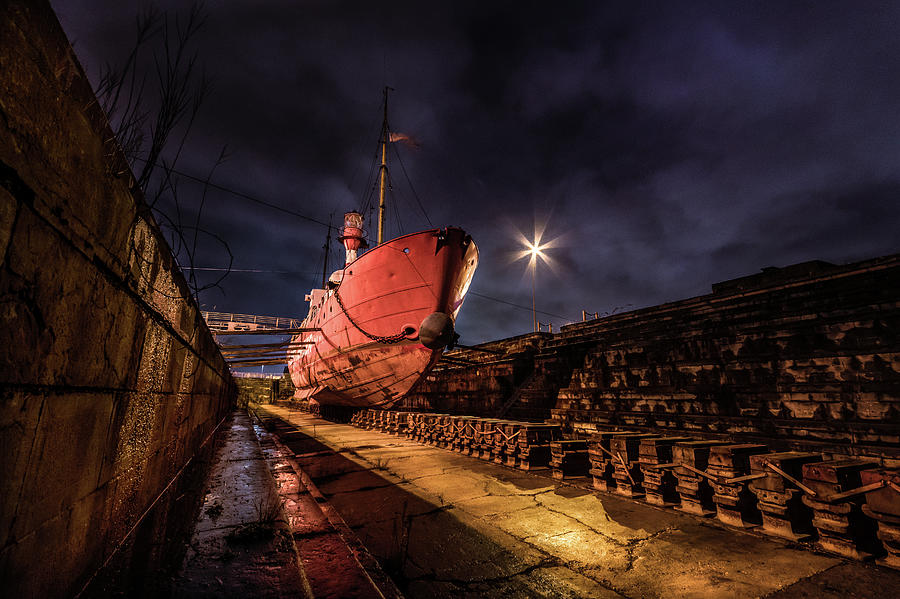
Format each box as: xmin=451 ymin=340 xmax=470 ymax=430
xmin=338 ymin=211 xmax=369 ymax=264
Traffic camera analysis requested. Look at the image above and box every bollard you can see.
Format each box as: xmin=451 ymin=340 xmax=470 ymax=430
xmin=639 ymin=436 xmax=693 ymax=506
xmin=517 ymin=423 xmax=560 ymax=471
xmin=367 ymin=409 xmax=383 ymax=431
xmin=673 ymin=440 xmax=729 ymax=517
xmin=748 ymin=451 xmax=821 ymax=541
xmin=475 ymin=419 xmax=502 ymax=459
xmin=860 ymin=468 xmax=900 ymax=570
xmin=609 ymin=433 xmax=660 ymax=498
xmin=461 ymin=417 xmax=480 ymax=456
xmin=587 ymin=431 xmax=638 ymax=493
xmin=491 ymin=421 xmax=512 ymax=464
xmin=449 ymin=416 xmax=473 ymax=452
xmin=550 ymin=439 xmax=591 ymax=479
xmin=801 ymin=458 xmax=882 ymax=559
xmin=378 ymin=410 xmax=391 ymax=433
xmin=436 ymin=414 xmax=454 ymax=448
xmin=373 ymin=409 xmax=385 ymax=430
xmin=709 ymin=444 xmax=769 ymax=528
xmin=394 ymin=412 xmax=412 ymax=436
xmin=473 ymin=419 xmax=495 ymax=459
xmin=407 ymin=413 xmax=424 ymax=441
xmin=423 ymin=414 xmax=448 ymax=446
xmin=502 ymin=421 xmax=526 ymax=467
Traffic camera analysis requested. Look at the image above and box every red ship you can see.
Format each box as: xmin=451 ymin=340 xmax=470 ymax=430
xmin=287 ymin=94 xmax=478 ymax=409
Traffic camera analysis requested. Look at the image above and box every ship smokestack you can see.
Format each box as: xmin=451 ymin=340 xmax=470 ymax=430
xmin=338 ymin=211 xmax=368 ymax=264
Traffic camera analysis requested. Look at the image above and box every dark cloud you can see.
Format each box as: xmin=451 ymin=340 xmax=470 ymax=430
xmin=51 ymin=0 xmax=900 ymax=344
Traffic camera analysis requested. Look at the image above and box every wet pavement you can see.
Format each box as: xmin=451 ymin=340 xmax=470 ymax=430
xmin=256 ymin=404 xmax=900 ymax=599
xmin=172 ymin=411 xmax=312 ymax=598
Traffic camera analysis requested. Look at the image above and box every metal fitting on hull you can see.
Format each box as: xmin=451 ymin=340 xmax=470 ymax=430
xmin=419 ymin=312 xmax=455 ymax=350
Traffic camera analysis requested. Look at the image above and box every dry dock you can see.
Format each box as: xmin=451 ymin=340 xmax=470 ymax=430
xmin=255 ymin=404 xmax=900 ymax=598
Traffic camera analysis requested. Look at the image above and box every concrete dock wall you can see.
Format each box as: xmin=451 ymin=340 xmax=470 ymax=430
xmin=0 ymin=2 xmax=235 ymax=596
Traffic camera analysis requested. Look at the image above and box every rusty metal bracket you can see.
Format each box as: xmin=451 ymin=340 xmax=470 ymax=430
xmin=590 ymin=444 xmax=637 ymax=486
xmin=679 ymin=463 xmax=766 ymax=486
xmin=728 ymin=472 xmax=768 ymax=484
xmin=822 ymin=480 xmax=887 ymax=503
xmin=616 ymin=452 xmax=637 ymax=487
xmin=498 ymin=429 xmax=521 ymax=442
xmin=680 ymin=463 xmax=719 ymax=483
xmin=763 ymin=461 xmax=818 ymax=497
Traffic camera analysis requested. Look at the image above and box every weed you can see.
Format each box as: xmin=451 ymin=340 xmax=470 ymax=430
xmin=372 ymin=457 xmax=392 ymax=471
xmin=226 ymin=489 xmax=284 ymax=545
xmin=253 ymin=488 xmax=284 ymax=524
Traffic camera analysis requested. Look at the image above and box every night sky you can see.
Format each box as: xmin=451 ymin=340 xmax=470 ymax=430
xmin=52 ymin=1 xmax=900 ymax=345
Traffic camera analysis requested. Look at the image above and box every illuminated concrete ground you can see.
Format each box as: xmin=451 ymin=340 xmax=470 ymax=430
xmin=256 ymin=404 xmax=900 ymax=599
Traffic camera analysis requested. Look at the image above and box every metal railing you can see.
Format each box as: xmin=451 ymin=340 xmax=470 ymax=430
xmin=202 ymin=311 xmax=304 ymax=332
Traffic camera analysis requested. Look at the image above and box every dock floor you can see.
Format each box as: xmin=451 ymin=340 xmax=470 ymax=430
xmin=256 ymin=404 xmax=900 ymax=598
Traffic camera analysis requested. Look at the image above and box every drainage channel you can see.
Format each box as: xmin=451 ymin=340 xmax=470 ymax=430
xmin=250 ymin=412 xmax=403 ymax=599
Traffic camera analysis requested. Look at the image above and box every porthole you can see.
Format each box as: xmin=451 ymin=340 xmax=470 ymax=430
xmin=403 ymin=248 xmax=410 ymax=254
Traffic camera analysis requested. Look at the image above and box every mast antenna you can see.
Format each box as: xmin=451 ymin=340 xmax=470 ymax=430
xmin=377 ymin=86 xmax=393 ymax=244
xmin=321 ymin=213 xmax=333 ymax=288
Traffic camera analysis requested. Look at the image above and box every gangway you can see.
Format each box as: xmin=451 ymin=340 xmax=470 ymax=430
xmin=201 ymin=311 xmax=320 ymax=368
xmin=201 ymin=311 xmax=305 ymax=332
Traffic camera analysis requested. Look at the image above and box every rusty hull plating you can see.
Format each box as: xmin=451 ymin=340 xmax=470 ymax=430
xmin=288 ymin=226 xmax=478 ymax=408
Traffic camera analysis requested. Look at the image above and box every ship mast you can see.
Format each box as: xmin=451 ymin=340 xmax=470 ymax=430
xmin=377 ymin=87 xmax=389 ymax=245
xmin=320 ymin=214 xmax=332 ymax=288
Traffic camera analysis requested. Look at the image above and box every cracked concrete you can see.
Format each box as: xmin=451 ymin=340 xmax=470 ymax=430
xmin=258 ymin=405 xmax=900 ymax=598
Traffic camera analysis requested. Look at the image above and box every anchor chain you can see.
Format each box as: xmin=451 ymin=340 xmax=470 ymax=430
xmin=333 ymin=286 xmax=409 ymax=344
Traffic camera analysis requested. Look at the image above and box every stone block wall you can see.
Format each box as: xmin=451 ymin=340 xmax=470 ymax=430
xmin=235 ymin=375 xmax=279 ymax=405
xmin=0 ymin=2 xmax=234 ymax=597
xmin=554 ymin=256 xmax=900 ymax=463
xmin=403 ymin=256 xmax=899 ymax=465
xmin=399 ymin=333 xmax=549 ymax=414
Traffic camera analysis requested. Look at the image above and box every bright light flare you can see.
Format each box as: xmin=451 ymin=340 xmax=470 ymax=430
xmin=511 ymin=221 xmax=563 ymax=275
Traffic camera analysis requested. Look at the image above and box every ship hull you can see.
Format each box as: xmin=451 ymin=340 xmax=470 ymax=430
xmin=288 ymin=227 xmax=477 ymax=408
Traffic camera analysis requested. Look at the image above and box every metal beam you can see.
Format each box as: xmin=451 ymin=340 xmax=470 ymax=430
xmin=219 ymin=340 xmax=314 ymax=350
xmin=226 ymin=358 xmax=292 ymax=367
xmin=214 ymin=327 xmax=321 ymax=336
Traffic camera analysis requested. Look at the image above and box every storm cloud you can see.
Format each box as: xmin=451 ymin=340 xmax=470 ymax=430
xmin=52 ymin=0 xmax=900 ymax=344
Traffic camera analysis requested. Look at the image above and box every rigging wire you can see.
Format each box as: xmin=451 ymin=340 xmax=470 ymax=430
xmin=131 ymin=156 xmax=331 ymax=228
xmin=468 ymin=291 xmax=576 ymax=322
xmin=391 ymin=142 xmax=432 ymax=227
xmin=389 ymin=169 xmax=403 ymax=236
xmin=357 ymin=123 xmax=383 ymax=216
xmin=347 ymin=99 xmax=384 ymax=201
xmin=183 ymin=267 xmax=315 ymax=274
